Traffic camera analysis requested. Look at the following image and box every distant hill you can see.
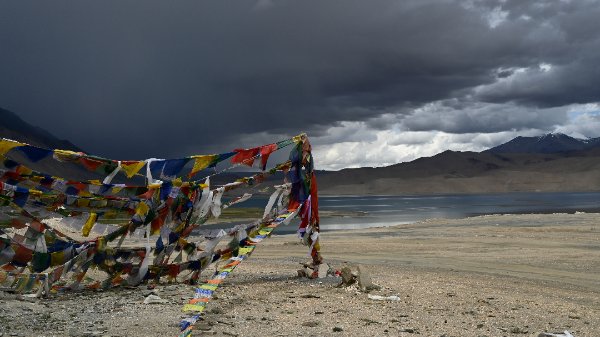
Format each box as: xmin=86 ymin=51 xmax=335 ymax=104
xmin=0 ymin=107 xmax=83 ymax=151
xmin=318 ymin=133 xmax=600 ymax=195
xmin=486 ymin=133 xmax=600 ymax=154
xmin=0 ymin=107 xmax=96 ymax=180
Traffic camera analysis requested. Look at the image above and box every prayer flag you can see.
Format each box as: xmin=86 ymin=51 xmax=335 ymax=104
xmin=162 ymin=158 xmax=190 ymax=178
xmin=231 ymin=147 xmax=260 ymax=167
xmin=260 ymin=143 xmax=278 ymax=170
xmin=189 ymin=155 xmax=218 ymax=178
xmin=53 ymin=149 xmax=82 ymax=162
xmin=0 ymin=139 xmax=24 ymax=155
xmin=121 ymin=161 xmax=146 ymax=178
xmin=13 ymin=187 xmax=30 ymax=207
xmin=82 ymin=213 xmax=98 ymax=237
xmin=17 ymin=146 xmax=53 ymax=162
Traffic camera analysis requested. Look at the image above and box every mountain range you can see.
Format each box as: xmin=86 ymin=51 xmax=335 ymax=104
xmin=3 ymin=106 xmax=600 ymax=194
xmin=318 ymin=133 xmax=600 ymax=195
xmin=0 ymin=107 xmax=82 ymax=151
xmin=486 ymin=133 xmax=600 ymax=154
xmin=0 ymin=107 xmax=95 ymax=180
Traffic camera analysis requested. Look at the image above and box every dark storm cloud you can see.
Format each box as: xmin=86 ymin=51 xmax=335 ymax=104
xmin=469 ymin=0 xmax=600 ymax=107
xmin=0 ymin=0 xmax=599 ymax=159
xmin=401 ymin=100 xmax=567 ymax=134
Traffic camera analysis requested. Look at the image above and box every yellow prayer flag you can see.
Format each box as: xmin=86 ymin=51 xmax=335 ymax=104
xmin=200 ymin=284 xmax=218 ymax=291
xmin=15 ymin=276 xmax=28 ymax=292
xmin=0 ymin=139 xmax=24 ymax=155
xmin=182 ymin=304 xmax=206 ymax=313
xmin=103 ymin=210 xmax=118 ymax=219
xmin=111 ymin=186 xmax=123 ymax=194
xmin=258 ymin=228 xmax=272 ymax=236
xmin=173 ymin=222 xmax=185 ymax=233
xmin=28 ymin=190 xmax=43 ymax=201
xmin=94 ymin=199 xmax=108 ymax=208
xmin=82 ymin=212 xmax=98 ymax=237
xmin=97 ymin=237 xmax=106 ymax=251
xmin=77 ymin=199 xmax=90 ymax=208
xmin=50 ymin=250 xmax=65 ymax=267
xmin=147 ymin=183 xmax=162 ymax=190
xmin=15 ymin=165 xmax=33 ymax=176
xmin=135 ymin=202 xmax=150 ymax=217
xmin=53 ymin=149 xmax=82 ymax=162
xmin=238 ymin=247 xmax=254 ymax=255
xmin=78 ymin=190 xmax=92 ymax=197
xmin=189 ymin=155 xmax=218 ymax=177
xmin=121 ymin=161 xmax=146 ymax=178
xmin=292 ymin=133 xmax=305 ymax=143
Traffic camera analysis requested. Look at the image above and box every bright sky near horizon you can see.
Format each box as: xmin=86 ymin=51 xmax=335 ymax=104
xmin=1 ymin=1 xmax=600 ymax=170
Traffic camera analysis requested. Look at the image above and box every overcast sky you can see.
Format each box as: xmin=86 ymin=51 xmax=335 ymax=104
xmin=1 ymin=0 xmax=600 ymax=170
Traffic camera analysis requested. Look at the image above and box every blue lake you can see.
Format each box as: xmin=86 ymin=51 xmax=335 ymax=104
xmin=209 ymin=191 xmax=600 ymax=233
xmin=316 ymin=192 xmax=600 ymax=231
xmin=231 ymin=192 xmax=600 ymax=234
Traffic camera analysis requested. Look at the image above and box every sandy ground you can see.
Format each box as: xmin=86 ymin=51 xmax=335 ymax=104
xmin=1 ymin=212 xmax=599 ymax=337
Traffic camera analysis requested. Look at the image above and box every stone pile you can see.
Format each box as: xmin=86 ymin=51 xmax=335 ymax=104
xmin=337 ymin=264 xmax=381 ymax=292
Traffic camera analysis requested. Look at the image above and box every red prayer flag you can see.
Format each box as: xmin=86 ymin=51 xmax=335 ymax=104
xmin=310 ymin=172 xmax=319 ymax=224
xmin=259 ymin=143 xmax=278 ymax=170
xmin=151 ymin=207 xmax=168 ymax=235
xmin=13 ymin=245 xmax=33 ymax=265
xmin=79 ymin=158 xmax=103 ymax=171
xmin=231 ymin=147 xmax=260 ymax=167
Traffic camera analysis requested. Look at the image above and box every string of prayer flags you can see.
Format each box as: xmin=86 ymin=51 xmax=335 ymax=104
xmin=1 ymin=159 xmax=164 ymax=200
xmin=1 ymin=155 xmax=293 ymax=270
xmin=1 ymin=180 xmax=136 ymax=216
xmin=293 ymin=135 xmax=322 ymax=265
xmin=1 ymin=135 xmax=301 ymax=182
xmin=179 ymin=208 xmax=299 ymax=336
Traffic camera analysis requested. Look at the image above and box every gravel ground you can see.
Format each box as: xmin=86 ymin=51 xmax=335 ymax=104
xmin=1 ymin=213 xmax=599 ymax=337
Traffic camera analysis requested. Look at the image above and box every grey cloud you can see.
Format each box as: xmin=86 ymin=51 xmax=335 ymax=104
xmin=386 ymin=131 xmax=434 ymax=146
xmin=311 ymin=123 xmax=378 ymax=145
xmin=475 ymin=53 xmax=600 ymax=107
xmin=0 ymin=0 xmax=599 ymax=160
xmin=555 ymin=111 xmax=600 ymax=139
xmin=470 ymin=0 xmax=600 ymax=107
xmin=401 ymin=100 xmax=568 ymax=133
